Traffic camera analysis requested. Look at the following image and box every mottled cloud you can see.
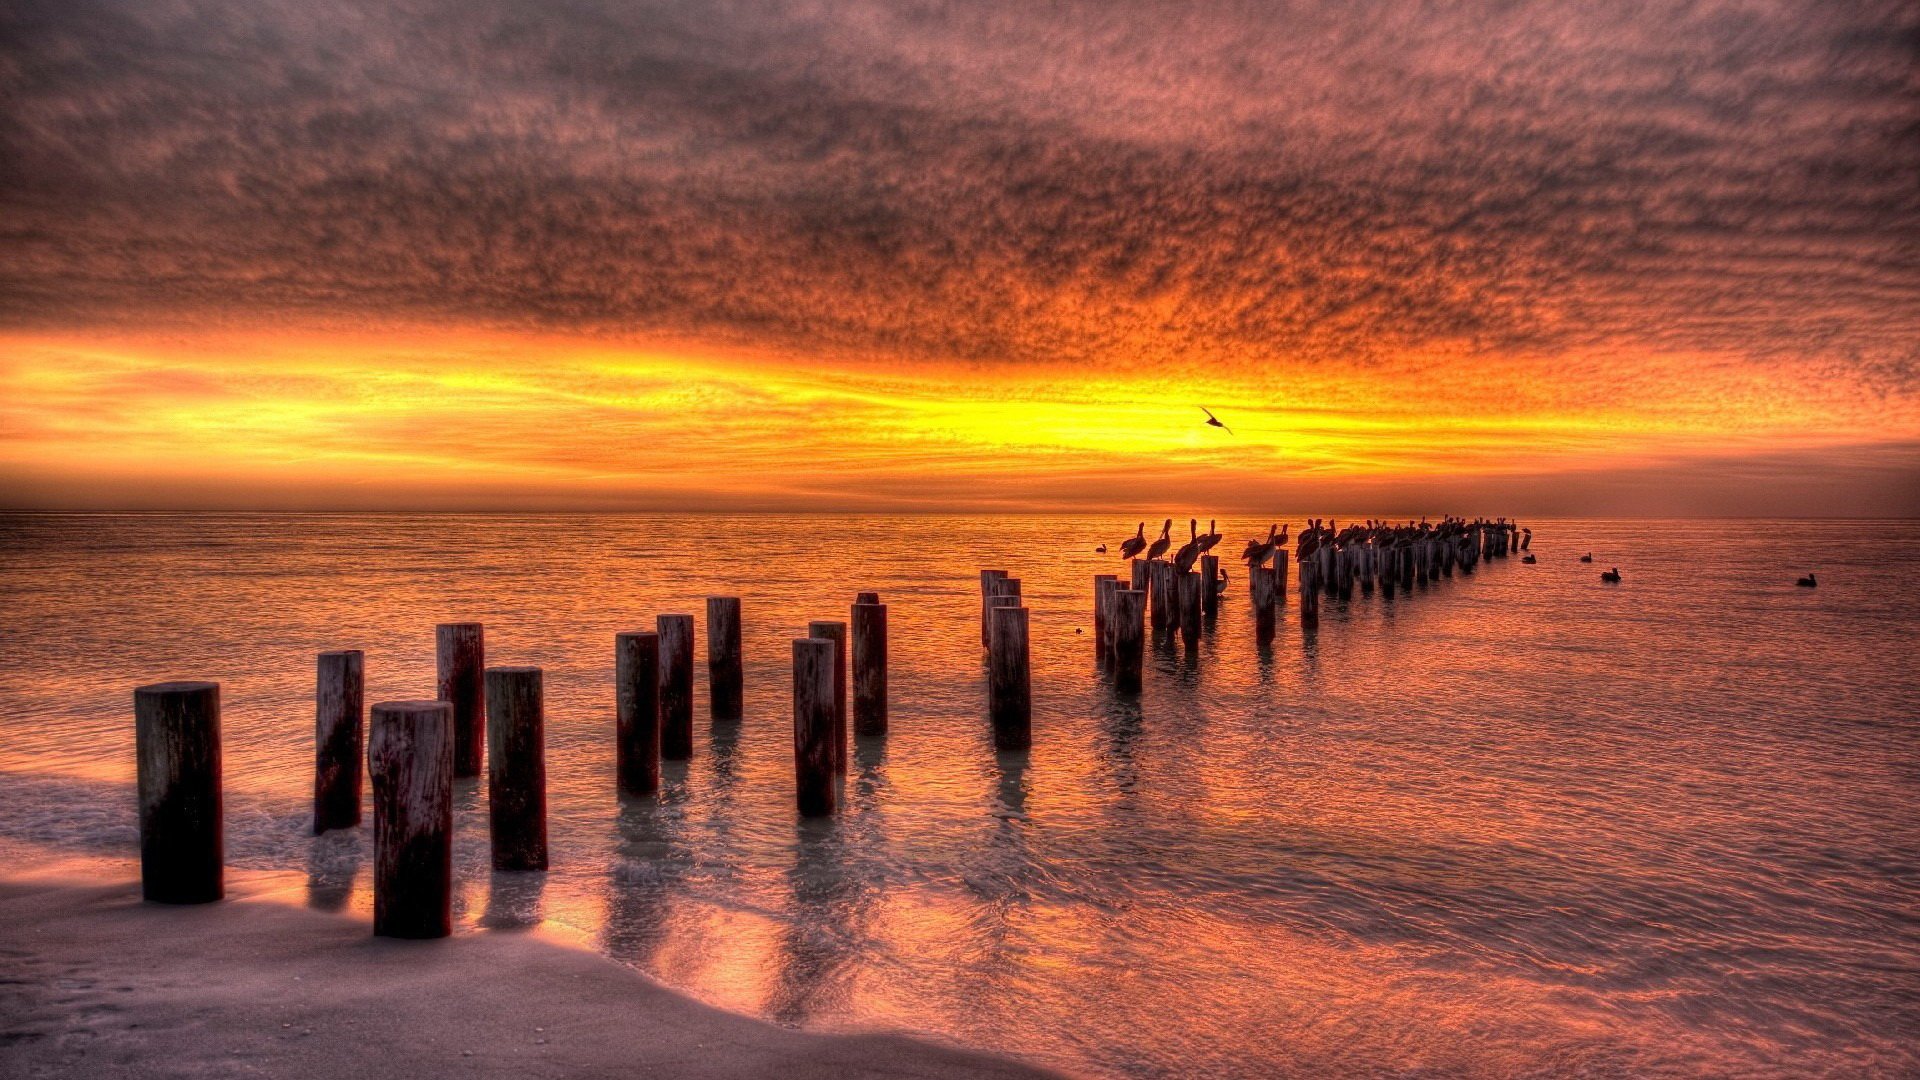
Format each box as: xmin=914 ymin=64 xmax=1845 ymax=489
xmin=3 ymin=0 xmax=1916 ymax=384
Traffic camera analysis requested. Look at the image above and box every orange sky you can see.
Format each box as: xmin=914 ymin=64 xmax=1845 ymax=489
xmin=2 ymin=0 xmax=1916 ymax=515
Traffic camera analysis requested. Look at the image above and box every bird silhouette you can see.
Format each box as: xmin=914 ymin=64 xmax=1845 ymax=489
xmin=1094 ymin=544 xmax=1107 ymax=554
xmin=1196 ymin=518 xmax=1223 ymax=553
xmin=1796 ymin=572 xmax=1817 ymax=588
xmin=1173 ymin=518 xmax=1202 ymax=573
xmin=1200 ymin=407 xmax=1232 ymax=435
xmin=1146 ymin=519 xmax=1173 ymax=561
xmin=1119 ymin=523 xmax=1147 ymax=560
xmin=1600 ymin=567 xmax=1622 ymax=583
xmin=1241 ymin=523 xmax=1278 ymax=567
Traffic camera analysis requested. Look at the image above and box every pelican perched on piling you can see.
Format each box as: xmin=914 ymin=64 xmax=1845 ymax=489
xmin=1146 ymin=519 xmax=1173 ymax=561
xmin=1241 ymin=524 xmax=1278 ymax=567
xmin=1119 ymin=523 xmax=1147 ymax=560
xmin=1796 ymin=572 xmax=1817 ymax=588
xmin=1173 ymin=519 xmax=1202 ymax=573
xmin=1196 ymin=518 xmax=1223 ymax=553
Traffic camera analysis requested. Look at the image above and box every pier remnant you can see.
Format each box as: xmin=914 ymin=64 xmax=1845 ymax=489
xmin=614 ymin=631 xmax=661 ymax=796
xmin=1112 ymin=589 xmax=1146 ymax=691
xmin=1178 ymin=570 xmax=1203 ymax=648
xmin=485 ymin=666 xmax=548 ymax=872
xmin=369 ymin=699 xmax=453 ymax=938
xmin=808 ymin=619 xmax=850 ymax=773
xmin=436 ymin=622 xmax=485 ymax=778
xmin=706 ymin=597 xmax=744 ymax=721
xmin=136 ymin=680 xmax=223 ymax=904
xmin=657 ymin=614 xmax=695 ymax=760
xmin=852 ymin=597 xmax=889 ymax=736
xmin=313 ymin=650 xmax=364 ymax=835
xmin=792 ymin=638 xmax=836 ymax=817
xmin=988 ymin=604 xmax=1032 ymax=750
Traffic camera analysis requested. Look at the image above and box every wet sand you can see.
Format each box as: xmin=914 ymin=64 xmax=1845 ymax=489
xmin=0 ymin=873 xmax=1061 ymax=1080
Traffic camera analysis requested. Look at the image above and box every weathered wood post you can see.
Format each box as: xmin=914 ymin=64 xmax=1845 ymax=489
xmin=1130 ymin=559 xmax=1149 ymax=592
xmin=1111 ymin=589 xmax=1146 ymax=691
xmin=1148 ymin=561 xmax=1173 ymax=633
xmin=136 ymin=681 xmax=223 ymax=904
xmin=614 ymin=631 xmax=661 ymax=797
xmin=1094 ymin=573 xmax=1116 ymax=647
xmin=988 ymin=605 xmax=1032 ymax=750
xmin=436 ymin=623 xmax=485 ymax=778
xmin=369 ymin=699 xmax=453 ymax=938
xmin=980 ymin=569 xmax=1008 ymax=647
xmin=1274 ymin=546 xmax=1289 ymax=604
xmin=313 ymin=650 xmax=364 ymax=835
xmin=1178 ymin=570 xmax=1202 ymax=648
xmin=808 ymin=620 xmax=849 ymax=774
xmin=706 ymin=596 xmax=744 ymax=721
xmin=1249 ymin=565 xmax=1276 ymax=642
xmin=792 ymin=638 xmax=836 ymax=817
xmin=485 ymin=666 xmax=547 ymax=872
xmin=657 ymin=614 xmax=695 ymax=761
xmin=1200 ymin=555 xmax=1220 ymax=616
xmin=1300 ymin=560 xmax=1321 ymax=629
xmin=851 ymin=597 xmax=888 ymax=737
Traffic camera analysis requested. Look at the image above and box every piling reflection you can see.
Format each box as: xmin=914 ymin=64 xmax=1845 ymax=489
xmin=303 ymin=828 xmax=361 ymax=912
xmin=768 ymin=816 xmax=865 ymax=1026
xmin=481 ymin=867 xmax=547 ymax=929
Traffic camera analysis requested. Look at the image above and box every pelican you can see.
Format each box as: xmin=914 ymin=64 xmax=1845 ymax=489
xmin=1600 ymin=567 xmax=1622 ymax=583
xmin=1579 ymin=553 xmax=1593 ymax=563
xmin=1119 ymin=523 xmax=1147 ymax=560
xmin=1200 ymin=406 xmax=1233 ymax=435
xmin=1522 ymin=554 xmax=1537 ymax=564
xmin=1173 ymin=519 xmax=1202 ymax=573
xmin=1796 ymin=572 xmax=1817 ymax=588
xmin=1095 ymin=544 xmax=1107 ymax=554
xmin=1196 ymin=518 xmax=1223 ymax=553
xmin=1146 ymin=519 xmax=1173 ymax=561
xmin=1241 ymin=524 xmax=1278 ymax=567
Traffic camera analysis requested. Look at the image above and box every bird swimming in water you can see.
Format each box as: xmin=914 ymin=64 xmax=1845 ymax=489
xmin=1579 ymin=553 xmax=1594 ymax=563
xmin=1796 ymin=572 xmax=1817 ymax=588
xmin=1173 ymin=518 xmax=1202 ymax=573
xmin=1146 ymin=519 xmax=1173 ymax=561
xmin=1600 ymin=567 xmax=1622 ymax=583
xmin=1200 ymin=406 xmax=1232 ymax=435
xmin=1094 ymin=544 xmax=1107 ymax=553
xmin=1522 ymin=554 xmax=1537 ymax=564
xmin=1119 ymin=523 xmax=1147 ymax=560
xmin=1196 ymin=518 xmax=1223 ymax=553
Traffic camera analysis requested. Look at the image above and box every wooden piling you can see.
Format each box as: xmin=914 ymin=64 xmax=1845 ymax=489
xmin=1200 ymin=555 xmax=1220 ymax=616
xmin=988 ymin=605 xmax=1032 ymax=750
xmin=436 ymin=622 xmax=485 ymax=778
xmin=1130 ymin=559 xmax=1149 ymax=592
xmin=135 ymin=681 xmax=223 ymax=904
xmin=1094 ymin=573 xmax=1116 ymax=646
xmin=1111 ymin=589 xmax=1146 ymax=691
xmin=1250 ymin=565 xmax=1276 ymax=641
xmin=313 ymin=650 xmax=364 ymax=835
xmin=1149 ymin=561 xmax=1173 ymax=633
xmin=1178 ymin=570 xmax=1202 ymax=648
xmin=1300 ymin=560 xmax=1321 ymax=629
xmin=808 ymin=620 xmax=849 ymax=774
xmin=485 ymin=666 xmax=547 ymax=872
xmin=657 ymin=614 xmax=695 ymax=761
xmin=852 ymin=598 xmax=888 ymax=737
xmin=706 ymin=596 xmax=744 ymax=721
xmin=614 ymin=631 xmax=661 ymax=797
xmin=369 ymin=699 xmax=453 ymax=938
xmin=792 ymin=638 xmax=836 ymax=817
xmin=980 ymin=569 xmax=1008 ymax=647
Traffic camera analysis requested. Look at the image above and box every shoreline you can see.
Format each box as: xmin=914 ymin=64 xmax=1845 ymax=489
xmin=0 ymin=870 xmax=1064 ymax=1080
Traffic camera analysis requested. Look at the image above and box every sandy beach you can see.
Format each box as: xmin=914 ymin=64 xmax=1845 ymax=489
xmin=0 ymin=872 xmax=1060 ymax=1080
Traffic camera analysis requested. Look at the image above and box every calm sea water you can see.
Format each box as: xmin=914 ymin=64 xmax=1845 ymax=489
xmin=1 ymin=513 xmax=1916 ymax=1077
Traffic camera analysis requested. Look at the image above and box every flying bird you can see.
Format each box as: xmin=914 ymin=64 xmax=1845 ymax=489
xmin=1200 ymin=407 xmax=1232 ymax=435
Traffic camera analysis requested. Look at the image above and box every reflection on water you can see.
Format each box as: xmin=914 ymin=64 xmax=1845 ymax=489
xmin=2 ymin=512 xmax=1918 ymax=1078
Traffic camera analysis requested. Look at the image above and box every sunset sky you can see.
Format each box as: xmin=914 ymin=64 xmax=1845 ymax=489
xmin=2 ymin=0 xmax=1916 ymax=514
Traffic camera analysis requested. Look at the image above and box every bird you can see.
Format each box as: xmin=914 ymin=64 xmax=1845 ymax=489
xmin=1095 ymin=544 xmax=1107 ymax=554
xmin=1241 ymin=524 xmax=1278 ymax=567
xmin=1200 ymin=407 xmax=1232 ymax=435
xmin=1173 ymin=519 xmax=1202 ymax=573
xmin=1522 ymin=554 xmax=1537 ymax=564
xmin=1579 ymin=553 xmax=1594 ymax=563
xmin=1146 ymin=519 xmax=1173 ymax=561
xmin=1600 ymin=568 xmax=1622 ymax=583
xmin=1796 ymin=572 xmax=1817 ymax=588
xmin=1119 ymin=523 xmax=1147 ymax=560
xmin=1196 ymin=518 xmax=1223 ymax=553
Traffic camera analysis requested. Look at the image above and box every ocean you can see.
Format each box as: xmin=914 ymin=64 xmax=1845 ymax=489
xmin=1 ymin=512 xmax=1915 ymax=1077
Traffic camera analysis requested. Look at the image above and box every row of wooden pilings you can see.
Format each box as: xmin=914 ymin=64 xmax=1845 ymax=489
xmin=132 ymin=593 xmax=890 ymax=937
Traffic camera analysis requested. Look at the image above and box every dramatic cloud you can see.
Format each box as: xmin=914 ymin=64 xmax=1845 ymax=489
xmin=0 ymin=0 xmax=1916 ymax=510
